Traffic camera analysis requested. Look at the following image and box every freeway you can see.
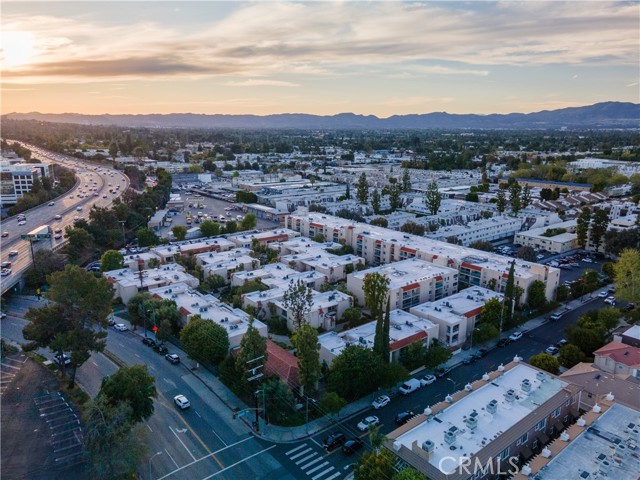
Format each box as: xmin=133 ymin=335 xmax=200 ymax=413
xmin=1 ymin=142 xmax=129 ymax=293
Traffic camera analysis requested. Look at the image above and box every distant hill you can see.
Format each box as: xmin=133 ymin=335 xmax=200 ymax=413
xmin=3 ymin=102 xmax=639 ymax=129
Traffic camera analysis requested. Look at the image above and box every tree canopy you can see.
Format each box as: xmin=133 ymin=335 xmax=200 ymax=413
xmin=99 ymin=365 xmax=157 ymax=422
xmin=180 ymin=314 xmax=229 ymax=365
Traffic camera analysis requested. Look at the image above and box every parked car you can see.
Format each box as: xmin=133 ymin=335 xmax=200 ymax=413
xmin=463 ymin=355 xmax=475 ymax=365
xmin=357 ymin=416 xmax=380 ymax=432
xmin=420 ymin=374 xmax=436 ymax=386
xmin=497 ymin=338 xmax=511 ymax=347
xmin=556 ymin=339 xmax=568 ymax=348
xmin=394 ymin=411 xmax=415 ymax=425
xmin=435 ymin=367 xmax=451 ymax=378
xmin=113 ymin=323 xmax=127 ymax=331
xmin=1 ymin=232 xmax=8 ymax=237
xmin=323 ymin=432 xmax=346 ymax=451
xmin=605 ymin=296 xmax=616 ymax=306
xmin=399 ymin=378 xmax=422 ymax=395
xmin=622 ymin=303 xmax=636 ymax=312
xmin=342 ymin=439 xmax=364 ymax=455
xmin=371 ymin=395 xmax=390 ymax=409
xmin=165 ymin=353 xmax=180 ymax=364
xmin=597 ymin=291 xmax=609 ymax=298
xmin=545 ymin=346 xmax=559 ymax=355
xmin=108 ymin=318 xmax=116 ymax=327
xmin=174 ymin=394 xmax=190 ymax=410
xmin=155 ymin=343 xmax=169 ymax=354
xmin=549 ymin=313 xmax=563 ymax=321
xmin=509 ymin=331 xmax=523 ymax=341
xmin=55 ymin=353 xmax=71 ymax=366
xmin=473 ymin=348 xmax=489 ymax=359
xmin=142 ymin=337 xmax=156 ymax=347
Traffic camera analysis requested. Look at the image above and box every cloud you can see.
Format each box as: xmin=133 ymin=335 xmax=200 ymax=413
xmin=225 ymin=79 xmax=299 ymax=87
xmin=627 ymin=81 xmax=639 ymax=88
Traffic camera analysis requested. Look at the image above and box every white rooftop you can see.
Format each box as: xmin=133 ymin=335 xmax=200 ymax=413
xmin=104 ymin=264 xmax=196 ymax=288
xmin=273 ymin=289 xmax=351 ymax=313
xmin=349 ymin=258 xmax=458 ymax=290
xmin=395 ymin=364 xmax=569 ymax=474
xmin=227 ymin=228 xmax=299 ymax=245
xmin=151 ymin=237 xmax=234 ymax=257
xmin=196 ymin=247 xmax=253 ymax=265
xmin=410 ymin=287 xmax=504 ymax=325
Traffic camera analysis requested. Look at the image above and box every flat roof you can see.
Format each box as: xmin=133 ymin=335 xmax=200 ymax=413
xmin=196 ymin=247 xmax=253 ymax=265
xmin=349 ymin=258 xmax=458 ymax=290
xmin=395 ymin=363 xmax=568 ymax=474
xmin=411 ymin=287 xmax=504 ymax=324
xmin=104 ymin=264 xmax=196 ymax=288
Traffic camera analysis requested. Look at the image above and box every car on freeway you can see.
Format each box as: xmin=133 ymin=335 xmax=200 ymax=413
xmin=323 ymin=432 xmax=346 ymax=451
xmin=420 ymin=374 xmax=436 ymax=386
xmin=597 ymin=291 xmax=609 ymax=298
xmin=357 ymin=416 xmax=380 ymax=432
xmin=497 ymin=338 xmax=511 ymax=347
xmin=18 ymin=220 xmax=26 ymax=226
xmin=113 ymin=323 xmax=127 ymax=331
xmin=174 ymin=395 xmax=191 ymax=410
xmin=1 ymin=262 xmax=11 ymax=269
xmin=394 ymin=411 xmax=416 ymax=425
xmin=54 ymin=233 xmax=62 ymax=240
xmin=342 ymin=439 xmax=364 ymax=455
xmin=142 ymin=337 xmax=156 ymax=347
xmin=1 ymin=232 xmax=8 ymax=237
xmin=545 ymin=346 xmax=559 ymax=355
xmin=1 ymin=268 xmax=11 ymax=276
xmin=509 ymin=331 xmax=523 ymax=341
xmin=54 ymin=228 xmax=62 ymax=234
xmin=165 ymin=353 xmax=180 ymax=364
xmin=473 ymin=348 xmax=489 ymax=360
xmin=8 ymin=250 xmax=18 ymax=257
xmin=372 ymin=395 xmax=390 ymax=409
xmin=54 ymin=215 xmax=62 ymax=220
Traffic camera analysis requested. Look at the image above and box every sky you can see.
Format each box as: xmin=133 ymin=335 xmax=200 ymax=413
xmin=1 ymin=1 xmax=639 ymax=117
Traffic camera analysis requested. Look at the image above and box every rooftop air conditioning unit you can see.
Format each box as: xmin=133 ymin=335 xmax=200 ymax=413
xmin=486 ymin=399 xmax=498 ymax=414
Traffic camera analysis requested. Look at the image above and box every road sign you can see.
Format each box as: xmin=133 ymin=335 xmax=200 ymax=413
xmin=21 ymin=234 xmax=52 ymax=240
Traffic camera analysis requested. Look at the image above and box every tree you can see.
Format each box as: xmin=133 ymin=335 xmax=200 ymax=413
xmin=64 ymin=226 xmax=95 ymax=263
xmin=136 ymin=227 xmax=158 ymax=247
xmin=345 ymin=182 xmax=351 ymax=200
xmin=576 ymin=207 xmax=591 ymax=249
xmin=399 ymin=342 xmax=426 ymax=370
xmin=126 ymin=292 xmax=154 ymax=331
xmin=318 ymin=391 xmax=346 ymax=420
xmin=328 ymin=345 xmax=384 ymax=401
xmin=313 ymin=233 xmax=326 ymax=243
xmin=555 ymin=284 xmax=569 ymax=302
xmin=424 ymin=341 xmax=452 ymax=369
xmin=388 ymin=183 xmax=402 ymax=211
xmin=480 ymin=297 xmax=503 ymax=327
xmin=504 ymin=260 xmax=516 ymax=316
xmin=199 ymin=274 xmax=226 ymax=293
xmin=282 ymin=279 xmax=314 ymax=330
xmin=100 ymin=250 xmax=125 ymax=272
xmin=589 ymin=209 xmax=609 ymax=253
xmin=496 ymin=188 xmax=507 ymax=214
xmin=180 ymin=315 xmax=229 ymax=365
xmin=472 ymin=322 xmax=499 ymax=344
xmin=393 ymin=468 xmax=429 ymax=480
xmin=402 ymin=168 xmax=411 ymax=192
xmin=370 ymin=217 xmax=388 ymax=228
xmin=99 ymin=365 xmax=157 ymax=422
xmin=355 ymin=444 xmax=395 ymax=480
xmin=527 ymin=280 xmax=547 ymax=309
xmin=614 ymin=249 xmax=640 ymax=305
xmin=236 ymin=319 xmax=268 ymax=385
xmin=363 ymin=272 xmax=390 ymax=324
xmin=529 ymin=353 xmax=560 ymax=375
xmin=224 ymin=220 xmax=238 ymax=234
xmin=23 ymin=249 xmax=66 ymax=288
xmin=509 ymin=182 xmax=522 ymax=214
xmin=295 ymin=323 xmax=321 ymax=394
xmin=401 ymin=222 xmax=426 ymax=236
xmin=200 ymin=220 xmax=221 ymax=237
xmin=371 ymin=188 xmax=381 ymax=214
xmin=539 ymin=188 xmax=553 ymax=201
xmin=374 ymin=299 xmax=391 ymax=363
xmin=342 ymin=307 xmax=363 ymax=328
xmin=356 ymin=173 xmax=368 ymax=204
xmin=517 ymin=245 xmax=537 ymax=262
xmin=465 ymin=192 xmax=479 ymax=202
xmin=172 ymin=225 xmax=187 ymax=241
xmin=520 ymin=184 xmax=532 ymax=209
xmin=240 ymin=213 xmax=257 ymax=231
xmin=469 ymin=240 xmax=494 ymax=252
xmin=424 ymin=181 xmax=441 ymax=215
xmin=23 ymin=265 xmax=113 ymax=387
xmin=261 ymin=377 xmax=295 ymax=424
xmin=559 ymin=344 xmax=585 ymax=369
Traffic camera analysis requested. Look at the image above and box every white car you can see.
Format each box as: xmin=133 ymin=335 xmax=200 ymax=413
xmin=545 ymin=346 xmax=559 ymax=355
xmin=372 ymin=395 xmax=390 ymax=409
xmin=420 ymin=374 xmax=437 ymax=386
xmin=357 ymin=415 xmax=380 ymax=432
xmin=18 ymin=220 xmax=26 ymax=226
xmin=1 ymin=268 xmax=11 ymax=276
xmin=113 ymin=323 xmax=127 ymax=331
xmin=48 ymin=202 xmax=55 ymax=206
xmin=509 ymin=331 xmax=523 ymax=341
xmin=54 ymin=214 xmax=62 ymax=220
xmin=76 ymin=206 xmax=82 ymax=211
xmin=597 ymin=291 xmax=609 ymax=298
xmin=605 ymin=296 xmax=616 ymax=306
xmin=174 ymin=394 xmax=191 ymax=410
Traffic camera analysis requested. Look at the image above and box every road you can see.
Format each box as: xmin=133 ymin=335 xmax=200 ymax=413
xmin=1 ymin=142 xmax=129 ymax=293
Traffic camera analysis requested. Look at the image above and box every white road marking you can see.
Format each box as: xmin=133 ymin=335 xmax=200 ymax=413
xmin=299 ymin=455 xmax=324 ymax=470
xmin=156 ymin=437 xmax=253 ymax=480
xmin=169 ymin=425 xmax=196 ymax=462
xmin=1 ymin=363 xmax=20 ymax=370
xmin=295 ymin=452 xmax=317 ymax=465
xmin=310 ymin=438 xmax=323 ymax=448
xmin=146 ymin=423 xmax=153 ymax=432
xmin=285 ymin=444 xmax=307 ymax=456
xmin=134 ymin=353 xmax=141 ymax=358
xmin=312 ymin=467 xmax=336 ymax=480
xmin=165 ymin=448 xmax=180 ymax=469
xmin=307 ymin=461 xmax=329 ymax=475
xmin=92 ymin=361 xmax=98 ymax=367
xmin=210 ymin=428 xmax=226 ymax=446
xmin=200 ymin=445 xmax=276 ymax=480
xmin=324 ymin=472 xmax=341 ymax=480
xmin=290 ymin=447 xmax=313 ymax=460
xmin=195 ymin=411 xmax=201 ymax=418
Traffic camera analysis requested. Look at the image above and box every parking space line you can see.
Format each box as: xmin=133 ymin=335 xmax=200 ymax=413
xmin=312 ymin=467 xmax=335 ymax=480
xmin=295 ymin=452 xmax=317 ymax=465
xmin=201 ymin=445 xmax=276 ymax=480
xmin=165 ymin=448 xmax=180 ymax=469
xmin=1 ymin=372 xmax=16 ymax=377
xmin=169 ymin=425 xmax=197 ymax=462
xmin=286 ymin=444 xmax=307 ymax=456
xmin=290 ymin=447 xmax=313 ymax=460
xmin=3 ymin=357 xmax=24 ymax=364
xmin=1 ymin=363 xmax=20 ymax=370
xmin=299 ymin=455 xmax=324 ymax=470
xmin=307 ymin=461 xmax=329 ymax=475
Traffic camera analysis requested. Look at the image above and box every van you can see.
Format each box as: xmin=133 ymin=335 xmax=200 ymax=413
xmin=399 ymin=378 xmax=421 ymax=395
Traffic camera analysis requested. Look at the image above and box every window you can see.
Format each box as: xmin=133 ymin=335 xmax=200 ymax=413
xmin=535 ymin=419 xmax=547 ymax=431
xmin=552 ymin=407 xmax=561 ymax=418
xmin=499 ymin=447 xmax=510 ymax=460
xmin=516 ymin=432 xmax=528 ymax=446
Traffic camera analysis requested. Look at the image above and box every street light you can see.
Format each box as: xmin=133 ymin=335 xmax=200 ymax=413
xmin=446 ymin=377 xmax=458 ymax=393
xmin=148 ymin=451 xmax=162 ymax=480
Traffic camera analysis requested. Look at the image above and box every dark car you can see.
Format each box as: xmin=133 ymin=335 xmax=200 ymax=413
xmin=462 ymin=355 xmax=475 ymax=365
xmin=622 ymin=303 xmax=636 ymax=312
xmin=142 ymin=337 xmax=156 ymax=347
xmin=497 ymin=338 xmax=510 ymax=347
xmin=342 ymin=439 xmax=364 ymax=455
xmin=323 ymin=432 xmax=346 ymax=451
xmin=108 ymin=318 xmax=117 ymax=327
xmin=394 ymin=411 xmax=415 ymax=425
xmin=435 ymin=367 xmax=450 ymax=378
xmin=155 ymin=343 xmax=169 ymax=355
xmin=473 ymin=348 xmax=489 ymax=359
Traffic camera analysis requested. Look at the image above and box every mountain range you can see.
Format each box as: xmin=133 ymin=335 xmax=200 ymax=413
xmin=3 ymin=102 xmax=639 ymax=129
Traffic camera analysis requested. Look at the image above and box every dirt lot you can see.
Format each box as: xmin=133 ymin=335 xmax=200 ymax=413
xmin=1 ymin=355 xmax=85 ymax=480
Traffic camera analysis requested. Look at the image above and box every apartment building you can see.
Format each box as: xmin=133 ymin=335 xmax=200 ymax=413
xmin=426 ymin=216 xmax=523 ymax=246
xmin=286 ymin=211 xmax=560 ymax=303
xmin=226 ymin=228 xmax=299 ymax=249
xmin=104 ymin=264 xmax=199 ymax=303
xmin=514 ymin=220 xmax=578 ymax=254
xmin=318 ymin=309 xmax=438 ymax=365
xmin=149 ymin=282 xmax=267 ymax=349
xmin=593 ymin=341 xmax=640 ymax=378
xmin=386 ymin=362 xmax=582 ymax=480
xmin=121 ymin=252 xmax=162 ymax=270
xmin=271 ymin=290 xmax=353 ymax=331
xmin=410 ymin=287 xmax=504 ymax=348
xmin=0 ymin=160 xmax=51 ymax=206
xmin=196 ymin=248 xmax=259 ymax=283
xmin=151 ymin=237 xmax=235 ymax=262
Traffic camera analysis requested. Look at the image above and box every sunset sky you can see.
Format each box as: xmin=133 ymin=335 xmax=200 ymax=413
xmin=1 ymin=1 xmax=638 ymax=116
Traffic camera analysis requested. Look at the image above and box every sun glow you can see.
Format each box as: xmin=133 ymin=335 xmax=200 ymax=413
xmin=1 ymin=31 xmax=37 ymax=69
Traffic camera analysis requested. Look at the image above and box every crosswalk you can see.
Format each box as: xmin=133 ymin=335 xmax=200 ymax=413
xmin=284 ymin=443 xmax=342 ymax=480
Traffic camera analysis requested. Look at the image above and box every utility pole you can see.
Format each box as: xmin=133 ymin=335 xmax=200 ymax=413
xmin=244 ymin=355 xmax=264 ymax=432
xmin=119 ymin=220 xmax=126 ymax=245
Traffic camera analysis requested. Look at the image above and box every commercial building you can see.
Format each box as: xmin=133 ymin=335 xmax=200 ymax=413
xmin=514 ymin=220 xmax=578 ymax=254
xmin=286 ymin=211 xmax=560 ymax=304
xmin=410 ymin=287 xmax=504 ymax=348
xmin=386 ymin=361 xmax=582 ymax=480
xmin=347 ymin=259 xmax=459 ymax=311
xmin=0 ymin=160 xmax=51 ymax=206
xmin=318 ymin=309 xmax=438 ymax=366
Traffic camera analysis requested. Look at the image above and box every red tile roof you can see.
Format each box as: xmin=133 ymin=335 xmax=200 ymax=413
xmin=594 ymin=341 xmax=640 ymax=367
xmin=265 ymin=340 xmax=300 ymax=389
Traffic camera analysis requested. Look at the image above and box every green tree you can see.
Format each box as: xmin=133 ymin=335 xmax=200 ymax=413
xmin=126 ymin=292 xmax=154 ymax=331
xmin=23 ymin=265 xmax=113 ymax=387
xmin=480 ymin=297 xmax=503 ymax=327
xmin=100 ymin=250 xmax=125 ymax=272
xmin=236 ymin=319 xmax=268 ymax=385
xmin=589 ymin=208 xmax=609 ymax=253
xmin=393 ymin=468 xmax=429 ymax=480
xmin=64 ymin=226 xmax=95 ymax=263
xmin=401 ymin=222 xmax=426 ymax=236
xmin=576 ymin=207 xmax=591 ymax=249
xmin=342 ymin=306 xmax=363 ymax=328
xmin=402 ymin=168 xmax=411 ymax=192
xmin=614 ymin=249 xmax=640 ymax=305
xmin=328 ymin=345 xmax=384 ymax=401
xmin=295 ymin=323 xmax=321 ymax=394
xmin=224 ymin=220 xmax=238 ymax=234
xmin=136 ymin=227 xmax=158 ymax=247
xmin=469 ymin=240 xmax=494 ymax=252
xmin=424 ymin=181 xmax=441 ymax=215
xmin=240 ymin=213 xmax=257 ymax=231
xmin=465 ymin=192 xmax=479 ymax=202
xmin=374 ymin=299 xmax=391 ymax=363
xmin=180 ymin=315 xmax=229 ymax=365
xmin=23 ymin=249 xmax=66 ymax=288
xmin=99 ymin=365 xmax=157 ymax=422
xmin=496 ymin=188 xmax=507 ymax=214
xmin=318 ymin=391 xmax=346 ymax=420
xmin=199 ymin=220 xmax=221 ymax=237
xmin=313 ymin=233 xmax=326 ymax=242
xmin=282 ymin=279 xmax=314 ymax=330
xmin=559 ymin=344 xmax=585 ymax=369
xmin=356 ymin=173 xmax=369 ymax=204
xmin=509 ymin=182 xmax=522 ymax=214
xmin=527 ymin=280 xmax=547 ymax=309
xmin=399 ymin=342 xmax=426 ymax=371
xmin=370 ymin=217 xmax=388 ymax=228
xmin=521 ymin=184 xmax=532 ymax=209
xmin=371 ymin=188 xmax=381 ymax=214
xmin=555 ymin=284 xmax=569 ymax=302
xmin=199 ymin=274 xmax=226 ymax=293
xmin=472 ymin=322 xmax=499 ymax=344
xmin=363 ymin=272 xmax=390 ymax=325
xmin=172 ymin=225 xmax=187 ymax=241
xmin=424 ymin=341 xmax=452 ymax=369
xmin=261 ymin=377 xmax=295 ymax=424
xmin=345 ymin=182 xmax=351 ymax=200
xmin=517 ymin=245 xmax=537 ymax=262
xmin=388 ymin=183 xmax=402 ymax=211
xmin=529 ymin=353 xmax=560 ymax=375
xmin=355 ymin=444 xmax=395 ymax=480
xmin=504 ymin=260 xmax=516 ymax=317
xmin=156 ymin=318 xmax=173 ymax=343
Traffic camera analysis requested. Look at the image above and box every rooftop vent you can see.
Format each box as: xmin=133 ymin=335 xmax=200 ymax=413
xmin=521 ymin=379 xmax=532 ymax=393
xmin=465 ymin=411 xmax=478 ymax=430
xmin=536 ymin=371 xmax=546 ymax=382
xmin=504 ymin=389 xmax=516 ymax=403
xmin=422 ymin=440 xmax=435 ymax=452
xmin=444 ymin=426 xmax=458 ymax=445
xmin=486 ymin=399 xmax=498 ymax=414
xmin=541 ymin=447 xmax=552 ymax=458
